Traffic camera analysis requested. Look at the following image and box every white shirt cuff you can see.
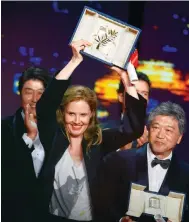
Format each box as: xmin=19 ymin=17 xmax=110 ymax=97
xmin=22 ymin=133 xmax=34 ymax=149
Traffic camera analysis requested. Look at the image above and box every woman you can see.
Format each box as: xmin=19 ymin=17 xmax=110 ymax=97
xmin=36 ymin=40 xmax=147 ymax=222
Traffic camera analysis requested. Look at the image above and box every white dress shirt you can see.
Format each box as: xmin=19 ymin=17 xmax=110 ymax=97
xmin=147 ymin=144 xmax=172 ymax=192
xmin=21 ymin=111 xmax=45 ymax=177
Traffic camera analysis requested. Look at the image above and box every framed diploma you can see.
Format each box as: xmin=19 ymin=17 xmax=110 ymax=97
xmin=126 ymin=183 xmax=186 ymax=222
xmin=70 ymin=6 xmax=141 ymax=70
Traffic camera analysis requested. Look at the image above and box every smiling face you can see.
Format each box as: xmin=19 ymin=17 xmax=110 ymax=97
xmin=149 ymin=115 xmax=183 ymax=159
xmin=64 ymin=100 xmax=93 ymax=139
xmin=20 ymin=79 xmax=45 ymax=118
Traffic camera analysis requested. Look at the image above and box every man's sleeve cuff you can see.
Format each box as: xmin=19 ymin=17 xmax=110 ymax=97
xmin=22 ymin=133 xmax=34 ymax=148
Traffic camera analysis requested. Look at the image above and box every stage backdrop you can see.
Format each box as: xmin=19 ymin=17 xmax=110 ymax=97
xmin=2 ymin=1 xmax=189 ymax=162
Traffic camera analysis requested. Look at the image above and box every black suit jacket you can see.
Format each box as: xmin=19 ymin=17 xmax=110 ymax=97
xmin=1 ymin=108 xmax=43 ymax=222
xmin=36 ymin=78 xmax=147 ymax=222
xmin=94 ymin=144 xmax=189 ymax=222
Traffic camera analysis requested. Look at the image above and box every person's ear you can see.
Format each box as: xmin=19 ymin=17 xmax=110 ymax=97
xmin=177 ymin=134 xmax=183 ymax=144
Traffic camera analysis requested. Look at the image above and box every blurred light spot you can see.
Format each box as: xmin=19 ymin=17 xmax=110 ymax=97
xmin=173 ymin=14 xmax=179 ymax=19
xmin=2 ymin=58 xmax=7 ymax=63
xmin=50 ymin=68 xmax=57 ymax=73
xmin=15 ymin=81 xmax=19 ymax=87
xmin=53 ymin=52 xmax=59 ymax=58
xmin=63 ymin=60 xmax=69 ymax=65
xmin=12 ymin=61 xmax=16 ymax=65
xmin=136 ymin=60 xmax=189 ymax=101
xmin=20 ymin=62 xmax=24 ymax=66
xmin=182 ymin=17 xmax=186 ymax=22
xmin=52 ymin=1 xmax=60 ymax=12
xmin=29 ymin=57 xmax=42 ymax=65
xmin=19 ymin=46 xmax=27 ymax=56
xmin=62 ymin=9 xmax=69 ymax=14
xmin=153 ymin=25 xmax=158 ymax=30
xmin=13 ymin=73 xmax=22 ymax=95
xmin=97 ymin=110 xmax=109 ymax=119
xmin=147 ymin=99 xmax=159 ymax=114
xmin=29 ymin=48 xmax=34 ymax=56
xmin=52 ymin=1 xmax=69 ymax=14
xmin=162 ymin=45 xmax=177 ymax=52
xmin=183 ymin=29 xmax=188 ymax=35
xmin=95 ymin=3 xmax=102 ymax=10
xmin=187 ymin=24 xmax=189 ymax=28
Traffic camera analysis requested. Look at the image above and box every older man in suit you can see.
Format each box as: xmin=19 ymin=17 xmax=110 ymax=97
xmin=1 ymin=67 xmax=51 ymax=222
xmin=93 ymin=101 xmax=189 ymax=222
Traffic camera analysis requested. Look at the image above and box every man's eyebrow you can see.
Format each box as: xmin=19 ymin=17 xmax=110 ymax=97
xmin=24 ymin=87 xmax=44 ymax=91
xmin=166 ymin=125 xmax=175 ymax=129
xmin=151 ymin=122 xmax=160 ymax=126
xmin=152 ymin=122 xmax=175 ymax=129
xmin=152 ymin=122 xmax=159 ymax=124
xmin=137 ymin=90 xmax=149 ymax=93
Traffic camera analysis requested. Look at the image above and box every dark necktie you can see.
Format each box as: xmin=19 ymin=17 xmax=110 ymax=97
xmin=151 ymin=157 xmax=171 ymax=169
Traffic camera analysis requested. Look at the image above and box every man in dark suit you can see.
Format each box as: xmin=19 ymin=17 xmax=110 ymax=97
xmin=117 ymin=71 xmax=151 ymax=150
xmin=93 ymin=101 xmax=189 ymax=222
xmin=101 ymin=71 xmax=151 ymax=149
xmin=1 ymin=67 xmax=51 ymax=222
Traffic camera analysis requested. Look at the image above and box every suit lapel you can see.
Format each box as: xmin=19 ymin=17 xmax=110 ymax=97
xmin=52 ymin=127 xmax=70 ymax=165
xmin=83 ymin=140 xmax=100 ymax=185
xmin=159 ymin=153 xmax=178 ymax=195
xmin=13 ymin=108 xmax=26 ymax=140
xmin=136 ymin=144 xmax=149 ymax=189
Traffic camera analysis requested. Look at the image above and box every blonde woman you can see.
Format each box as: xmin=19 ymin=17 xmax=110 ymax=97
xmin=36 ymin=40 xmax=147 ymax=222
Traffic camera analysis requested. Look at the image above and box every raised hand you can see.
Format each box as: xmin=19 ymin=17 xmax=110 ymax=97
xmin=111 ymin=66 xmax=139 ymax=99
xmin=55 ymin=39 xmax=92 ymax=80
xmin=70 ymin=39 xmax=92 ymax=64
xmin=24 ymin=104 xmax=38 ymax=140
xmin=111 ymin=66 xmax=130 ymax=87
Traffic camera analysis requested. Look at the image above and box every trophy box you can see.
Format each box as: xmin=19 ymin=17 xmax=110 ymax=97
xmin=70 ymin=6 xmax=141 ymax=70
xmin=126 ymin=183 xmax=186 ymax=222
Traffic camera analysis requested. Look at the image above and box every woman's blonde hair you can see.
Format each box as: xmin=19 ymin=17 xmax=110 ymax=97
xmin=56 ymin=85 xmax=102 ymax=151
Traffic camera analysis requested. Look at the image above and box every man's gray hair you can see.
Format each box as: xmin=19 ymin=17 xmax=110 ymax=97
xmin=147 ymin=101 xmax=186 ymax=134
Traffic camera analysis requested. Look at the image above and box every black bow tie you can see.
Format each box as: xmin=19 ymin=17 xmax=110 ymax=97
xmin=29 ymin=145 xmax=35 ymax=153
xmin=151 ymin=157 xmax=171 ymax=169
